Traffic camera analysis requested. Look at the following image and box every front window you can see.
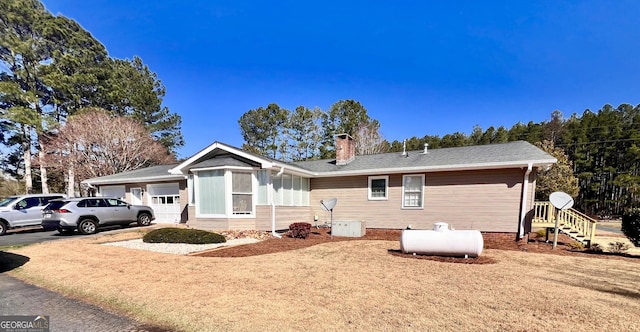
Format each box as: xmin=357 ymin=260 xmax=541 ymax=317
xmin=197 ymin=169 xmax=225 ymax=216
xmin=271 ymin=172 xmax=310 ymax=207
xmin=402 ymin=174 xmax=424 ymax=209
xmin=368 ymin=176 xmax=389 ymax=200
xmin=232 ymin=172 xmax=253 ymax=215
xmin=257 ymin=170 xmax=268 ymax=205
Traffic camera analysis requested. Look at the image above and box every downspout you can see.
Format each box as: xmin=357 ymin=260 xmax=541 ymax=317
xmin=271 ymin=166 xmax=285 ymax=238
xmin=518 ymin=163 xmax=533 ymax=239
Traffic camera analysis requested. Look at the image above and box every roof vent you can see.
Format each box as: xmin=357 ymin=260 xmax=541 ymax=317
xmin=401 ymin=139 xmax=407 ymax=156
xmin=423 ymin=143 xmax=429 ymax=154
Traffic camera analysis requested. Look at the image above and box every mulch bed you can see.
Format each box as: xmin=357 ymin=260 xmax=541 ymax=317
xmin=191 ymin=229 xmax=638 ymax=264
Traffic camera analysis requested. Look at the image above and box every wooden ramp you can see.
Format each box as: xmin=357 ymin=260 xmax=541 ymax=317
xmin=532 ymin=201 xmax=598 ymax=246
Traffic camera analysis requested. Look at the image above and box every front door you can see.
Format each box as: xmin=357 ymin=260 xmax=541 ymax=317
xmin=131 ymin=188 xmax=142 ymax=205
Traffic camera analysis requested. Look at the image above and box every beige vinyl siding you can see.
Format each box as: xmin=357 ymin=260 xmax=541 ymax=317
xmin=255 ymin=206 xmax=312 ymax=231
xmin=424 ymin=169 xmax=524 ymax=232
xmin=186 ymin=214 xmax=256 ymax=231
xmin=310 ymin=168 xmax=527 ymax=232
xmin=187 ymin=206 xmax=311 ymax=231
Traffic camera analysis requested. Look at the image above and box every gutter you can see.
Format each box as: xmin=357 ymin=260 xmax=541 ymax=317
xmin=305 ymin=159 xmax=557 ymax=178
xmin=518 ymin=163 xmax=533 ymax=239
xmin=81 ymin=175 xmax=186 ymax=186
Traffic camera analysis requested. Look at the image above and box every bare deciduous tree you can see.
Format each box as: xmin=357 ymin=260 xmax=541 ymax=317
xmin=353 ymin=120 xmax=388 ymax=155
xmin=45 ymin=108 xmax=175 ymax=196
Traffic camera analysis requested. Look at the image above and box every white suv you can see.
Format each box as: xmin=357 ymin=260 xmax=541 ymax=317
xmin=41 ymin=197 xmax=155 ymax=235
xmin=0 ymin=194 xmax=67 ymax=235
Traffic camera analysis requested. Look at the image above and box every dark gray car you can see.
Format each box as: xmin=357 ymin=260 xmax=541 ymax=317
xmin=41 ymin=197 xmax=155 ymax=235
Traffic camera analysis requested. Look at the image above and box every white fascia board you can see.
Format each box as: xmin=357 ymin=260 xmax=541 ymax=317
xmin=309 ymin=158 xmax=557 ymax=178
xmin=169 ymin=142 xmax=275 ymax=175
xmin=169 ymin=142 xmax=222 ymax=175
xmin=190 ymin=166 xmax=257 ymax=172
xmin=81 ymin=175 xmax=186 ymax=185
xmin=266 ymin=162 xmax=316 ymax=177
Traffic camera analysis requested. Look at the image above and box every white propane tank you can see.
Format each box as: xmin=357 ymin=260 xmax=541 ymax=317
xmin=400 ymin=223 xmax=484 ymax=257
xmin=433 ymin=222 xmax=449 ymax=232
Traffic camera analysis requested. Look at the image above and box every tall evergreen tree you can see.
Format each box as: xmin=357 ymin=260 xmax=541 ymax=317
xmin=287 ymin=106 xmax=322 ymax=161
xmin=0 ymin=0 xmax=108 ymax=193
xmin=320 ymin=99 xmax=374 ymax=159
xmin=103 ymin=57 xmax=184 ymax=153
xmin=1 ymin=1 xmax=182 ymax=193
xmin=238 ymin=103 xmax=289 ymax=159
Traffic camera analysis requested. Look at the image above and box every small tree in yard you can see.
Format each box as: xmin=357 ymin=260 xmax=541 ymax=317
xmin=622 ymin=210 xmax=640 ymax=247
xmin=535 ymin=140 xmax=579 ymax=200
xmin=45 ymin=108 xmax=175 ymax=196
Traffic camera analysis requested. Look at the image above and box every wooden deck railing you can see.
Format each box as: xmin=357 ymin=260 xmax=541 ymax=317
xmin=532 ymin=201 xmax=598 ymax=246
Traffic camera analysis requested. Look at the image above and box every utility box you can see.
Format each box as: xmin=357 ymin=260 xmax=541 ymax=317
xmin=331 ymin=221 xmax=366 ymax=237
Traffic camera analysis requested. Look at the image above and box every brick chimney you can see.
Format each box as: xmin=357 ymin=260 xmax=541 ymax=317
xmin=335 ymin=134 xmax=355 ymax=165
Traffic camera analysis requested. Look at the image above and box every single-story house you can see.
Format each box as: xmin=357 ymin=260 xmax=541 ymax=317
xmin=82 ymin=135 xmax=556 ymax=238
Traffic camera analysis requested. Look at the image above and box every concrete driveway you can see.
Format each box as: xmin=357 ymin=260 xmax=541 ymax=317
xmin=0 ymin=227 xmax=66 ymax=247
xmin=0 ymin=272 xmax=173 ymax=332
xmin=1 ymin=227 xmax=174 ymax=331
xmin=0 ymin=225 xmax=149 ymax=248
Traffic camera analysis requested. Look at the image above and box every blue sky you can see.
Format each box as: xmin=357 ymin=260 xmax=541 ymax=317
xmin=41 ymin=0 xmax=640 ymax=158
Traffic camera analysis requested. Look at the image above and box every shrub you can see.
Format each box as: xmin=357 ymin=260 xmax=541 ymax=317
xmin=587 ymin=243 xmax=603 ymax=253
xmin=534 ymin=229 xmax=547 ymax=239
xmin=607 ymin=241 xmax=630 ymax=254
xmin=289 ymin=222 xmax=312 ymax=239
xmin=143 ymin=228 xmax=226 ymax=244
xmin=621 ymin=210 xmax=640 ymax=246
xmin=567 ymin=241 xmax=584 ymax=250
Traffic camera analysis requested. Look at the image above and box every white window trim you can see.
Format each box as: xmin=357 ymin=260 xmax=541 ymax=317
xmin=368 ymin=175 xmax=389 ymax=201
xmin=194 ymin=168 xmax=258 ymax=219
xmin=228 ymin=171 xmax=256 ymax=218
xmin=194 ymin=170 xmax=227 ymax=218
xmin=402 ymin=174 xmax=425 ymax=209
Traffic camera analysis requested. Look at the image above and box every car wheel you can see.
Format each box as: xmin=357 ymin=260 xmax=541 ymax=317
xmin=0 ymin=221 xmax=6 ymax=236
xmin=137 ymin=213 xmax=152 ymax=226
xmin=78 ymin=219 xmax=98 ymax=235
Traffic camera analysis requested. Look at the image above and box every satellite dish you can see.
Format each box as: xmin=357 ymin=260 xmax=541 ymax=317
xmin=320 ymin=198 xmax=337 ymax=211
xmin=320 ymin=198 xmax=337 ymax=239
xmin=549 ymin=191 xmax=574 ymax=250
xmin=549 ymin=192 xmax=574 ymax=210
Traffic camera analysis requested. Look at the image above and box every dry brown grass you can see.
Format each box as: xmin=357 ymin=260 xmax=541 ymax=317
xmin=6 ymin=231 xmax=640 ymax=332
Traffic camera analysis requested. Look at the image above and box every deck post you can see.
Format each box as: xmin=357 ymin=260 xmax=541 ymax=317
xmin=552 ymin=208 xmax=561 ymax=249
xmin=588 ymin=222 xmax=597 ymax=247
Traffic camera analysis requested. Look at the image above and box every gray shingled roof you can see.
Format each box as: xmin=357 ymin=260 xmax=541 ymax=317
xmin=84 ymin=141 xmax=555 ymax=184
xmin=292 ymin=141 xmax=555 ymax=175
xmin=82 ymin=164 xmax=184 ymax=185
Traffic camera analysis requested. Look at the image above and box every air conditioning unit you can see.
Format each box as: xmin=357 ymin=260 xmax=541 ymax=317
xmin=331 ymin=220 xmax=366 ymax=237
